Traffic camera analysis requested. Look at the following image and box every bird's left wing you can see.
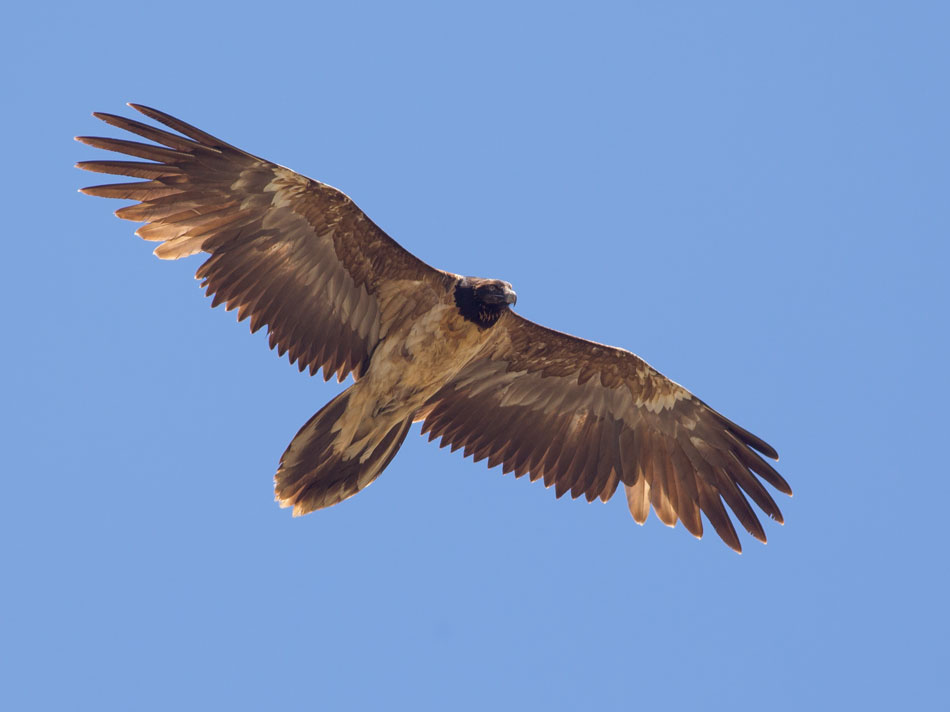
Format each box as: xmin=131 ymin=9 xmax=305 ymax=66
xmin=420 ymin=312 xmax=791 ymax=552
xmin=77 ymin=105 xmax=448 ymax=382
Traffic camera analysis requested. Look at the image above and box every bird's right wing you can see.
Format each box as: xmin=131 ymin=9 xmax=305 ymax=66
xmin=421 ymin=312 xmax=791 ymax=552
xmin=77 ymin=104 xmax=450 ymax=382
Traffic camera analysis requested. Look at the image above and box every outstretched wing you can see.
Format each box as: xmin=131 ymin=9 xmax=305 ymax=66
xmin=421 ymin=312 xmax=791 ymax=552
xmin=77 ymin=104 xmax=448 ymax=382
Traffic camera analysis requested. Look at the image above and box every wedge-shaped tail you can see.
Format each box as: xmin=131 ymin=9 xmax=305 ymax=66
xmin=275 ymin=388 xmax=412 ymax=515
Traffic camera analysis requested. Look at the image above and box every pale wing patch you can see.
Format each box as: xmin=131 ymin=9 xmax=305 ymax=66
xmin=260 ymin=166 xmax=312 ymax=207
xmin=375 ymin=279 xmax=441 ymax=338
xmin=631 ymin=373 xmax=691 ymax=414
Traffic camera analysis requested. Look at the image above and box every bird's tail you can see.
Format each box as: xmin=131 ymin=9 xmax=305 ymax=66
xmin=274 ymin=387 xmax=412 ymax=515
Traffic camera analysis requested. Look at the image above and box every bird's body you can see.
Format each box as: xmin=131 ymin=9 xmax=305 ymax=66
xmin=78 ymin=105 xmax=791 ymax=552
xmin=282 ymin=296 xmax=501 ymax=511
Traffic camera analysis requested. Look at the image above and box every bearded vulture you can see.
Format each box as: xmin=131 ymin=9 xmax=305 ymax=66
xmin=77 ymin=104 xmax=791 ymax=552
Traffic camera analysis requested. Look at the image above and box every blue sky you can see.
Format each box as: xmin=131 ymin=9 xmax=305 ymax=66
xmin=2 ymin=2 xmax=948 ymax=710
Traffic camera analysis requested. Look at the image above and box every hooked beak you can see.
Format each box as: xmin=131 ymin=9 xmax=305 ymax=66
xmin=484 ymin=287 xmax=517 ymax=306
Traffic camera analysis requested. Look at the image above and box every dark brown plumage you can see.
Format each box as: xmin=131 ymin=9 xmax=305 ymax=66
xmin=78 ymin=104 xmax=791 ymax=552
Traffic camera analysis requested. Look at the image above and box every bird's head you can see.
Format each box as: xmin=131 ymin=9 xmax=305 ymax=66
xmin=454 ymin=277 xmax=517 ymax=328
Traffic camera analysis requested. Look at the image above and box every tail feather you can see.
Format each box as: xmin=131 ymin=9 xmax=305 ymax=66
xmin=275 ymin=389 xmax=411 ymax=515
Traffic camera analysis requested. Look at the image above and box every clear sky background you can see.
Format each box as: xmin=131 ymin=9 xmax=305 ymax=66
xmin=2 ymin=2 xmax=947 ymax=710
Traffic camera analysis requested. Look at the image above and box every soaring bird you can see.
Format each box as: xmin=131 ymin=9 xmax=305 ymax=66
xmin=77 ymin=105 xmax=791 ymax=552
